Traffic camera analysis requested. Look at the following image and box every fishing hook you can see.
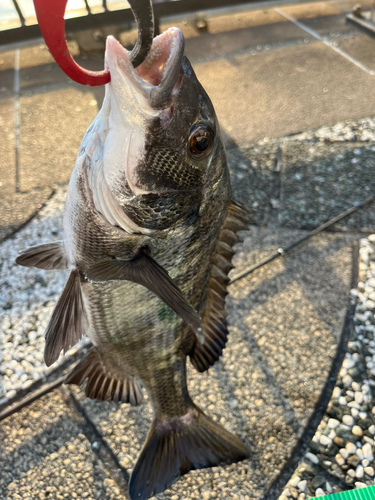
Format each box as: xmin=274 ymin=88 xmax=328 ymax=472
xmin=32 ymin=0 xmax=154 ymax=86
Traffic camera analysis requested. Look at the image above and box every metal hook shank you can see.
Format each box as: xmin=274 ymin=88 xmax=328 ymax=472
xmin=32 ymin=0 xmax=154 ymax=86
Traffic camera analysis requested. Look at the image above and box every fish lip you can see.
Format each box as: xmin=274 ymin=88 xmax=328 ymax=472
xmin=105 ymin=28 xmax=185 ymax=113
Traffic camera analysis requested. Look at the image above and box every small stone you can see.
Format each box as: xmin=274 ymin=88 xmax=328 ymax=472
xmin=355 ymin=482 xmax=367 ymax=488
xmin=328 ymin=418 xmax=340 ymax=429
xmin=289 ymin=487 xmax=298 ymax=499
xmin=356 ymin=448 xmax=364 ymax=460
xmin=355 ymin=392 xmax=364 ymax=405
xmin=355 ymin=465 xmax=364 ymax=478
xmin=368 ymin=425 xmax=375 ymax=434
xmin=297 ymin=480 xmax=307 ymax=492
xmin=320 ymin=435 xmax=332 ymax=446
xmin=352 ymin=426 xmax=363 ymax=437
xmin=346 ymin=442 xmax=357 ymax=454
xmin=343 ymin=415 xmax=354 ymax=426
xmin=351 ymin=408 xmax=359 ymax=418
xmin=348 ymin=455 xmax=361 ymax=467
xmin=340 ymin=447 xmax=349 ymax=459
xmin=315 ymin=488 xmax=325 ymax=497
xmin=347 ymin=469 xmax=356 ymax=477
xmin=334 ymin=437 xmax=345 ymax=447
xmin=305 ymin=452 xmax=319 ymax=464
xmin=343 ymin=358 xmax=355 ymax=370
xmin=289 ymin=476 xmax=300 ymax=488
xmin=336 ymin=454 xmax=345 ymax=466
xmin=312 ymin=475 xmax=325 ymax=489
xmin=362 ymin=443 xmax=373 ymax=460
xmin=364 ymin=466 xmax=374 ymax=476
xmin=362 ymin=459 xmax=370 ymax=467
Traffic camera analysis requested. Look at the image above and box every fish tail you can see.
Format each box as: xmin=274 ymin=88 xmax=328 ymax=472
xmin=128 ymin=404 xmax=249 ymax=500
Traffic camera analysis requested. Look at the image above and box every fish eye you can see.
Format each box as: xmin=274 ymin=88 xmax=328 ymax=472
xmin=188 ymin=124 xmax=214 ymax=160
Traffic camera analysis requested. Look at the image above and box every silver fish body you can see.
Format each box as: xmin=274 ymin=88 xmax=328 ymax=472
xmin=16 ymin=28 xmax=251 ymax=500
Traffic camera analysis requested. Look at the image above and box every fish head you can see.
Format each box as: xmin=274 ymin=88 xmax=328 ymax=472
xmin=94 ymin=28 xmax=228 ymax=232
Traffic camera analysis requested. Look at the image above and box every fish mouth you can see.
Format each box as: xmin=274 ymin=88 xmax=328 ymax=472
xmin=105 ymin=28 xmax=184 ymax=115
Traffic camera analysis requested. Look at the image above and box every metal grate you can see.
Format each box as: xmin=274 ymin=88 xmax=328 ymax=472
xmin=0 ymin=0 xmax=271 ymax=46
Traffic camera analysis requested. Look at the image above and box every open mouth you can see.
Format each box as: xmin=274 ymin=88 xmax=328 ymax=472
xmin=106 ymin=28 xmax=184 ymax=113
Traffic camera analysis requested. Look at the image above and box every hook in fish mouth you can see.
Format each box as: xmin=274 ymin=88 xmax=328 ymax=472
xmin=105 ymin=28 xmax=185 ymax=113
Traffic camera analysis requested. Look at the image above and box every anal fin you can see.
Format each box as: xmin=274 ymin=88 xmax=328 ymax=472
xmin=85 ymin=249 xmax=203 ymax=339
xmin=190 ymin=200 xmax=253 ymax=373
xmin=65 ymin=348 xmax=143 ymax=406
xmin=16 ymin=241 xmax=69 ymax=270
xmin=44 ymin=269 xmax=88 ymax=366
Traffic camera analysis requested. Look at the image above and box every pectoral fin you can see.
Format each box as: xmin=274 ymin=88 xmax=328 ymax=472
xmin=44 ymin=269 xmax=88 ymax=366
xmin=190 ymin=200 xmax=253 ymax=373
xmin=16 ymin=242 xmax=69 ymax=270
xmin=85 ymin=250 xmax=203 ymax=337
xmin=65 ymin=348 xmax=143 ymax=405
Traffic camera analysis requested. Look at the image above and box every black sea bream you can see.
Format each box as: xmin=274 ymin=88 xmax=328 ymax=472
xmin=16 ymin=28 xmax=251 ymax=500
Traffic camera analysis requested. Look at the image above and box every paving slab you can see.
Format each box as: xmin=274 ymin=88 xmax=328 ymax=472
xmin=19 ymin=87 xmax=98 ymax=192
xmin=194 ymin=40 xmax=375 ymax=147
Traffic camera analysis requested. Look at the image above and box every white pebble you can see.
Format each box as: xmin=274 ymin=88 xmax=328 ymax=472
xmin=365 ymin=466 xmax=374 ymax=476
xmin=315 ymin=488 xmax=325 ymax=497
xmin=289 ymin=476 xmax=300 ymax=488
xmin=320 ymin=435 xmax=332 ymax=446
xmin=359 ymin=412 xmax=367 ymax=420
xmin=351 ymin=408 xmax=359 ymax=418
xmin=357 ymin=448 xmax=364 ymax=460
xmin=343 ymin=415 xmax=354 ymax=426
xmin=355 ymin=482 xmax=367 ymax=488
xmin=343 ymin=358 xmax=355 ymax=369
xmin=347 ymin=469 xmax=355 ymax=477
xmin=297 ymin=480 xmax=307 ymax=492
xmin=338 ymin=396 xmax=347 ymax=405
xmin=348 ymin=401 xmax=360 ymax=409
xmin=368 ymin=425 xmax=375 ymax=435
xmin=340 ymin=448 xmax=349 ymax=459
xmin=336 ymin=454 xmax=345 ymax=466
xmin=355 ymin=392 xmax=364 ymax=405
xmin=356 ymin=465 xmax=364 ymax=478
xmin=362 ymin=443 xmax=374 ymax=461
xmin=328 ymin=418 xmax=340 ymax=429
xmin=353 ymin=425 xmax=363 ymax=437
xmin=305 ymin=452 xmax=319 ymax=464
xmin=346 ymin=442 xmax=357 ymax=454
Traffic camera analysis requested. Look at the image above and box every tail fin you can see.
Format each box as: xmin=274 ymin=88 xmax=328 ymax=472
xmin=129 ymin=406 xmax=249 ymax=500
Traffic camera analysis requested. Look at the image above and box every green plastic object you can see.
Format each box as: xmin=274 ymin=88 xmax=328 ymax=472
xmin=308 ymin=486 xmax=375 ymax=500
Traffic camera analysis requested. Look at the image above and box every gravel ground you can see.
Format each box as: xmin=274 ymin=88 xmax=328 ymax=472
xmin=280 ymin=235 xmax=375 ymax=499
xmin=0 ymin=187 xmax=87 ymax=403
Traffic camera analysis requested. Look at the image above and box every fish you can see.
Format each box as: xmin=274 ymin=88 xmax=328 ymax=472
xmin=16 ymin=27 xmax=252 ymax=500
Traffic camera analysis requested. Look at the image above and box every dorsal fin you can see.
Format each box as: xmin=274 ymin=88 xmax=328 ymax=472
xmin=189 ymin=200 xmax=253 ymax=373
xmin=16 ymin=242 xmax=69 ymax=270
xmin=65 ymin=348 xmax=143 ymax=406
xmin=44 ymin=269 xmax=88 ymax=366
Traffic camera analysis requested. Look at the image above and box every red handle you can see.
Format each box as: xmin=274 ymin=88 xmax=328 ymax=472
xmin=33 ymin=0 xmax=110 ymax=86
